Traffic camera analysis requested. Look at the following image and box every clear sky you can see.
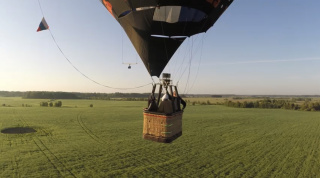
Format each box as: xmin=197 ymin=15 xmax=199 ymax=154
xmin=1 ymin=0 xmax=320 ymax=95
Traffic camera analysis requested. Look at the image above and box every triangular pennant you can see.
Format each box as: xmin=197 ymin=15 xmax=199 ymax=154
xmin=37 ymin=17 xmax=49 ymax=32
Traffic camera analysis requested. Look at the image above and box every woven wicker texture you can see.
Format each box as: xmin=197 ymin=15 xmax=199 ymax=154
xmin=143 ymin=111 xmax=183 ymax=143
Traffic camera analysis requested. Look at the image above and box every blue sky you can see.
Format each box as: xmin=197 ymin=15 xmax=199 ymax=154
xmin=1 ymin=0 xmax=320 ymax=95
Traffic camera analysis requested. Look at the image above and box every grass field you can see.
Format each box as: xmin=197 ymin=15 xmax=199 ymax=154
xmin=1 ymin=97 xmax=320 ymax=177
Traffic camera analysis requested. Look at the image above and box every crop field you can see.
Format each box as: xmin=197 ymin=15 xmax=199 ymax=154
xmin=1 ymin=97 xmax=320 ymax=177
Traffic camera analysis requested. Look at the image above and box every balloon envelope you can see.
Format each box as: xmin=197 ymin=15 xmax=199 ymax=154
xmin=100 ymin=0 xmax=233 ymax=77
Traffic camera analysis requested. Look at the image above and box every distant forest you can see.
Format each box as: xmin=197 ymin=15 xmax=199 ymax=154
xmin=223 ymin=99 xmax=320 ymax=111
xmin=0 ymin=91 xmax=319 ymax=100
xmin=0 ymin=91 xmax=150 ymax=99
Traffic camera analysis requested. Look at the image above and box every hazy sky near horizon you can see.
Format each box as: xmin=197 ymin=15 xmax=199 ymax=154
xmin=1 ymin=0 xmax=320 ymax=95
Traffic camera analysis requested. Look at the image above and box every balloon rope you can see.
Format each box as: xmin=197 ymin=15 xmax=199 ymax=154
xmin=187 ymin=34 xmax=205 ymax=94
xmin=173 ymin=39 xmax=190 ymax=82
xmin=183 ymin=37 xmax=193 ymax=94
xmin=176 ymin=39 xmax=191 ymax=83
xmin=37 ymin=0 xmax=152 ymax=90
xmin=150 ymin=77 xmax=156 ymax=85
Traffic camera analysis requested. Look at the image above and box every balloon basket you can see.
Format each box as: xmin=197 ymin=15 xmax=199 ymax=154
xmin=143 ymin=111 xmax=183 ymax=143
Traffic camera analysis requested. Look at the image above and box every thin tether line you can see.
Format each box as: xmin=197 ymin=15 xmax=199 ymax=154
xmin=37 ymin=0 xmax=152 ymax=90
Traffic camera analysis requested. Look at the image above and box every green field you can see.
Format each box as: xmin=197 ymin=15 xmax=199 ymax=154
xmin=1 ymin=97 xmax=320 ymax=177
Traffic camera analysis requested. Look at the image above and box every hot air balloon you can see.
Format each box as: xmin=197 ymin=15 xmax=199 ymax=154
xmin=100 ymin=0 xmax=233 ymax=77
xmin=100 ymin=0 xmax=233 ymax=143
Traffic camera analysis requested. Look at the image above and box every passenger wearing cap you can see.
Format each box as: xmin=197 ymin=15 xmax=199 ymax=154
xmin=157 ymin=93 xmax=173 ymax=114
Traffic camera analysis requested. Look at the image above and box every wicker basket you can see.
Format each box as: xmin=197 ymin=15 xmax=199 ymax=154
xmin=143 ymin=111 xmax=183 ymax=143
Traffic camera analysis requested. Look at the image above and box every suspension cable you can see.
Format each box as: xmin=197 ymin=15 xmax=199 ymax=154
xmin=37 ymin=0 xmax=152 ymax=90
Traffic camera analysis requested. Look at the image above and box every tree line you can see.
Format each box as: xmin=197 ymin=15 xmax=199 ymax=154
xmin=23 ymin=92 xmax=79 ymax=99
xmin=183 ymin=98 xmax=320 ymax=112
xmin=223 ymin=99 xmax=320 ymax=111
xmin=0 ymin=91 xmax=24 ymax=97
xmin=20 ymin=91 xmax=150 ymax=100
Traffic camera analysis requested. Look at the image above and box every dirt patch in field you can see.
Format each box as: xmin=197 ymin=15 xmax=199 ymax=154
xmin=1 ymin=127 xmax=37 ymax=134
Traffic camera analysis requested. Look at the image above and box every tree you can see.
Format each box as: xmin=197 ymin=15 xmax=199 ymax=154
xmin=40 ymin=102 xmax=48 ymax=107
xmin=54 ymin=101 xmax=62 ymax=107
